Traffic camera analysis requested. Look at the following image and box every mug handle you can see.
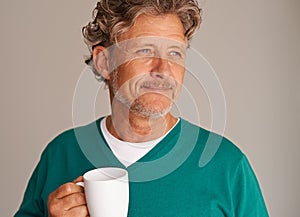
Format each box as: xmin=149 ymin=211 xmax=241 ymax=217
xmin=76 ymin=182 xmax=84 ymax=188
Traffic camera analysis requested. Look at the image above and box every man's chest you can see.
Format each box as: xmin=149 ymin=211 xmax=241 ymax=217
xmin=127 ymin=174 xmax=233 ymax=217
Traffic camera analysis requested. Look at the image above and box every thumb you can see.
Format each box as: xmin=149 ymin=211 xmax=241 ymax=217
xmin=72 ymin=176 xmax=84 ymax=183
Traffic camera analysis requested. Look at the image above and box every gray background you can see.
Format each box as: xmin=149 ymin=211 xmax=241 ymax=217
xmin=1 ymin=0 xmax=299 ymax=216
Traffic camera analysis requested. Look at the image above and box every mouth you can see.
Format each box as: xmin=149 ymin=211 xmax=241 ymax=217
xmin=140 ymin=81 xmax=174 ymax=92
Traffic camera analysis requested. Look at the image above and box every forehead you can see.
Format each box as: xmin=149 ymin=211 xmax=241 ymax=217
xmin=118 ymin=13 xmax=186 ymax=43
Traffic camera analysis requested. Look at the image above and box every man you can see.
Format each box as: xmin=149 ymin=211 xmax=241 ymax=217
xmin=15 ymin=0 xmax=269 ymax=216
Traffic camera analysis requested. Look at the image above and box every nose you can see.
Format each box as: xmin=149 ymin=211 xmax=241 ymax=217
xmin=150 ymin=57 xmax=171 ymax=79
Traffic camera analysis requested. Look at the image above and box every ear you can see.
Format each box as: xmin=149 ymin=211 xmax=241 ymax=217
xmin=93 ymin=46 xmax=110 ymax=80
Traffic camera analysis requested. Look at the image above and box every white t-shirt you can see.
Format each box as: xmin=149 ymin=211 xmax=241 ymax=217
xmin=100 ymin=117 xmax=179 ymax=167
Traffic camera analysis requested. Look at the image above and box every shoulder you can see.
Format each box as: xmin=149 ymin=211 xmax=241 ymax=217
xmin=180 ymin=118 xmax=245 ymax=167
xmin=42 ymin=118 xmax=103 ymax=158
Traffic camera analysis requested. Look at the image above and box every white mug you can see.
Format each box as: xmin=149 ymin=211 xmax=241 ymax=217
xmin=77 ymin=167 xmax=129 ymax=217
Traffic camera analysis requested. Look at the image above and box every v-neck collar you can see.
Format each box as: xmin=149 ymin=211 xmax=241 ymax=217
xmin=95 ymin=117 xmax=182 ymax=167
xmin=78 ymin=117 xmax=200 ymax=182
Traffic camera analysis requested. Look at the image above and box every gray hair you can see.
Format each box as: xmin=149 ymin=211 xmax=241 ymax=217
xmin=82 ymin=0 xmax=202 ymax=79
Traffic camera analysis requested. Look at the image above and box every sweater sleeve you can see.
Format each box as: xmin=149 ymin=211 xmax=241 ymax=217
xmin=14 ymin=157 xmax=47 ymax=217
xmin=232 ymin=156 xmax=269 ymax=217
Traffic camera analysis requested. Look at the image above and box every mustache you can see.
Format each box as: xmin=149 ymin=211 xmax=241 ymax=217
xmin=140 ymin=79 xmax=176 ymax=90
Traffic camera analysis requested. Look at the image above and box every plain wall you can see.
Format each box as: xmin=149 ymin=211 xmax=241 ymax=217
xmin=1 ymin=0 xmax=299 ymax=216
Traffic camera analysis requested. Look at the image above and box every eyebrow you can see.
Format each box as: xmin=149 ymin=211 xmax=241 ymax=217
xmin=168 ymin=44 xmax=187 ymax=52
xmin=130 ymin=41 xmax=187 ymax=50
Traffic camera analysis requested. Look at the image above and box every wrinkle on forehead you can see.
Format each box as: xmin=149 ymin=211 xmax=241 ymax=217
xmin=118 ymin=13 xmax=186 ymax=43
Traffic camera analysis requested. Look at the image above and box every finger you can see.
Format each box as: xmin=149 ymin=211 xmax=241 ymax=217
xmin=73 ymin=176 xmax=84 ymax=183
xmin=48 ymin=192 xmax=87 ymax=216
xmin=52 ymin=182 xmax=84 ymax=199
xmin=62 ymin=192 xmax=87 ymax=211
xmin=49 ymin=204 xmax=88 ymax=217
xmin=67 ymin=204 xmax=89 ymax=217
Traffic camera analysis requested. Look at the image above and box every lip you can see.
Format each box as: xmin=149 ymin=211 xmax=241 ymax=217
xmin=141 ymin=86 xmax=173 ymax=92
xmin=140 ymin=81 xmax=174 ymax=90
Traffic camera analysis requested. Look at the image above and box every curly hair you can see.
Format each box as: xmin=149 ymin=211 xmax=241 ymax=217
xmin=82 ymin=0 xmax=202 ymax=64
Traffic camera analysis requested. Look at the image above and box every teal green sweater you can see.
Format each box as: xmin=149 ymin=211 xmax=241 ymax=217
xmin=15 ymin=118 xmax=269 ymax=216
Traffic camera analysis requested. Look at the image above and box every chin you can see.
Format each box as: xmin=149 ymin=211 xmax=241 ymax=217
xmin=132 ymin=107 xmax=171 ymax=119
xmin=114 ymin=91 xmax=174 ymax=118
xmin=130 ymin=98 xmax=172 ymax=119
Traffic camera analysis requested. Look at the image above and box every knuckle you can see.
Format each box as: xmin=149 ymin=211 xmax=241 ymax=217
xmin=48 ymin=201 xmax=60 ymax=217
xmin=67 ymin=192 xmax=86 ymax=207
xmin=48 ymin=192 xmax=54 ymax=201
xmin=47 ymin=194 xmax=56 ymax=210
xmin=64 ymin=182 xmax=74 ymax=193
xmin=47 ymin=193 xmax=69 ymax=216
xmin=47 ymin=183 xmax=83 ymax=217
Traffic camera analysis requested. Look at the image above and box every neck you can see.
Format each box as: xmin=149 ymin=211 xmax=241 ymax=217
xmin=106 ymin=109 xmax=177 ymax=143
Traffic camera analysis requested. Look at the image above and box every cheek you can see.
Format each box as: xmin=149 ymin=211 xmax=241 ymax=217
xmin=173 ymin=66 xmax=185 ymax=84
xmin=114 ymin=61 xmax=152 ymax=89
xmin=114 ymin=59 xmax=185 ymax=89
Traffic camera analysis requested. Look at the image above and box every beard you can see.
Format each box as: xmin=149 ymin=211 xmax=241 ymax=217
xmin=114 ymin=90 xmax=173 ymax=119
xmin=112 ymin=72 xmax=176 ymax=119
xmin=128 ymin=94 xmax=172 ymax=118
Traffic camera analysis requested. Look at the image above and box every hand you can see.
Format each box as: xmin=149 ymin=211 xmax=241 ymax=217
xmin=48 ymin=176 xmax=89 ymax=217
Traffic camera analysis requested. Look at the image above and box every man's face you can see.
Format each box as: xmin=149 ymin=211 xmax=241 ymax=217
xmin=110 ymin=13 xmax=187 ymax=118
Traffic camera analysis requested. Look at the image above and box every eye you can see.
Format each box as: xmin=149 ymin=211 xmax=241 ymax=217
xmin=169 ymin=50 xmax=185 ymax=60
xmin=169 ymin=51 xmax=182 ymax=57
xmin=136 ymin=48 xmax=153 ymax=55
